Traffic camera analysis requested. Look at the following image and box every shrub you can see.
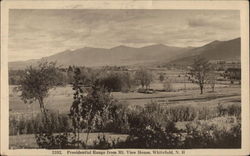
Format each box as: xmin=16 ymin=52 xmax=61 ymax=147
xmin=165 ymin=105 xmax=197 ymax=122
xmin=36 ymin=132 xmax=69 ymax=149
xmin=98 ymin=72 xmax=135 ymax=92
xmin=196 ymin=106 xmax=216 ymax=120
xmin=124 ymin=102 xmax=182 ymax=148
xmin=69 ymin=69 xmax=117 ymax=146
xmin=227 ymin=104 xmax=241 ymax=118
xmin=101 ymin=102 xmax=130 ymax=134
xmin=35 ymin=132 xmax=86 ymax=149
xmin=99 ymin=73 xmax=123 ymax=92
xmin=165 ymin=104 xmax=223 ymax=122
xmin=217 ymin=103 xmax=241 ymax=118
xmin=92 ymin=135 xmax=114 ymax=149
xmin=9 ymin=116 xmax=19 ymax=135
xmin=35 ymin=111 xmax=72 ymax=134
xmin=125 ymin=115 xmax=182 ymax=148
xmin=184 ymin=117 xmax=241 ymax=148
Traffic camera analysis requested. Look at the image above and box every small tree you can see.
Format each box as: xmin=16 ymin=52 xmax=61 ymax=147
xmin=188 ymin=57 xmax=211 ymax=94
xmin=159 ymin=73 xmax=165 ymax=82
xmin=16 ymin=60 xmax=63 ymax=116
xmin=69 ymin=67 xmax=115 ymax=147
xmin=135 ymin=68 xmax=153 ymax=90
xmin=163 ymin=80 xmax=173 ymax=92
xmin=67 ymin=66 xmax=74 ymax=84
xmin=208 ymin=70 xmax=217 ymax=92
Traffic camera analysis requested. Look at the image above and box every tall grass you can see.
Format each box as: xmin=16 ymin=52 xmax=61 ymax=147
xmin=9 ymin=102 xmax=241 ymax=135
xmin=184 ymin=116 xmax=241 ymax=148
xmin=9 ymin=111 xmax=72 ymax=135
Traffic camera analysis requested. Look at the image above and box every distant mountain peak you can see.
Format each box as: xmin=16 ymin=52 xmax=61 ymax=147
xmin=110 ymin=45 xmax=134 ymax=50
xmin=82 ymin=46 xmax=99 ymax=49
xmin=211 ymin=40 xmax=220 ymax=43
xmin=154 ymin=43 xmax=166 ymax=46
xmin=143 ymin=43 xmax=167 ymax=48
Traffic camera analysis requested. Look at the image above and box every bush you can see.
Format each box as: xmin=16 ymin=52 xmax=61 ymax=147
xmin=9 ymin=116 xmax=19 ymax=135
xmin=35 ymin=132 xmax=83 ymax=149
xmin=92 ymin=135 xmax=115 ymax=149
xmin=217 ymin=103 xmax=241 ymax=118
xmin=35 ymin=111 xmax=72 ymax=134
xmin=196 ymin=106 xmax=216 ymax=120
xmin=99 ymin=73 xmax=123 ymax=92
xmin=125 ymin=115 xmax=182 ymax=148
xmin=227 ymin=104 xmax=241 ymax=117
xmin=164 ymin=105 xmax=216 ymax=122
xmin=184 ymin=117 xmax=241 ymax=148
xmin=98 ymin=72 xmax=135 ymax=92
xmin=124 ymin=102 xmax=182 ymax=148
xmin=101 ymin=102 xmax=130 ymax=134
xmin=165 ymin=105 xmax=197 ymax=122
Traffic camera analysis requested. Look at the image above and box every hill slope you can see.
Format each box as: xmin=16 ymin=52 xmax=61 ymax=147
xmin=169 ymin=38 xmax=241 ymax=65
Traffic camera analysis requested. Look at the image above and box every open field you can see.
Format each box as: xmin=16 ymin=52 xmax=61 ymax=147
xmin=9 ymin=83 xmax=240 ymax=115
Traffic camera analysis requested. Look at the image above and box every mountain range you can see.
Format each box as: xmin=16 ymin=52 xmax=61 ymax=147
xmin=169 ymin=37 xmax=240 ymax=65
xmin=9 ymin=37 xmax=240 ymax=70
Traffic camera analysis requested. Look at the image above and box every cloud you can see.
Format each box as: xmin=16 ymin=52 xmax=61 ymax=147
xmin=8 ymin=9 xmax=240 ymax=61
xmin=188 ymin=13 xmax=240 ymax=30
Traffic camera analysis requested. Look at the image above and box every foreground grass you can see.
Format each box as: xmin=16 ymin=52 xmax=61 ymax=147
xmin=10 ymin=133 xmax=128 ymax=149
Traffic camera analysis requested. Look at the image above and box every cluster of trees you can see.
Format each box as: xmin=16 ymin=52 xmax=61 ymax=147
xmin=13 ymin=60 xmax=154 ymax=130
xmin=67 ymin=66 xmax=152 ymax=92
xmin=224 ymin=68 xmax=241 ymax=84
xmin=10 ymin=57 xmax=241 ymax=96
xmin=9 ymin=70 xmax=25 ymax=85
xmin=11 ymin=64 xmax=151 ymax=93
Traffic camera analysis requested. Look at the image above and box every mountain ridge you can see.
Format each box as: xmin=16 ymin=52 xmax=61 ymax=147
xmin=9 ymin=38 xmax=240 ymax=70
xmin=169 ymin=37 xmax=240 ymax=65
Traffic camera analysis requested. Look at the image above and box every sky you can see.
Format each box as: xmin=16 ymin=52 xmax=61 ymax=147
xmin=9 ymin=9 xmax=240 ymax=62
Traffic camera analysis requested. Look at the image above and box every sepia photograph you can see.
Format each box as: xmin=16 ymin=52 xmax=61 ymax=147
xmin=1 ymin=0 xmax=249 ymax=155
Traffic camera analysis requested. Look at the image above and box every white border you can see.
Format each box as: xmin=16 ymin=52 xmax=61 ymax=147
xmin=1 ymin=1 xmax=249 ymax=156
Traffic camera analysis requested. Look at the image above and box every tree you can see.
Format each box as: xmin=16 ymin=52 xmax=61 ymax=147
xmin=69 ymin=67 xmax=115 ymax=147
xmin=99 ymin=72 xmax=123 ymax=92
xmin=224 ymin=68 xmax=241 ymax=84
xmin=163 ymin=80 xmax=173 ymax=92
xmin=188 ymin=57 xmax=211 ymax=94
xmin=16 ymin=60 xmax=63 ymax=115
xmin=67 ymin=66 xmax=74 ymax=84
xmin=159 ymin=73 xmax=165 ymax=82
xmin=207 ymin=70 xmax=217 ymax=92
xmin=135 ymin=68 xmax=153 ymax=90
